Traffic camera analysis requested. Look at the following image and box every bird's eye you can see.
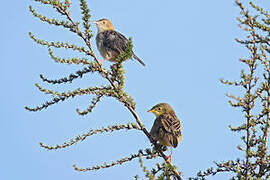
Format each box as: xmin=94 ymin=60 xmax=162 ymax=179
xmin=102 ymin=21 xmax=105 ymax=24
xmin=158 ymin=107 xmax=161 ymax=111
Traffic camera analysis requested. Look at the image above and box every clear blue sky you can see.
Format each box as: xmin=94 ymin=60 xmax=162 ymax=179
xmin=2 ymin=0 xmax=270 ymax=179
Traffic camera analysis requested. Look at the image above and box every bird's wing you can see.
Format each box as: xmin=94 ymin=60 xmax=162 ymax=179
xmin=150 ymin=117 xmax=163 ymax=139
xmin=159 ymin=114 xmax=182 ymax=137
xmin=103 ymin=30 xmax=129 ymax=53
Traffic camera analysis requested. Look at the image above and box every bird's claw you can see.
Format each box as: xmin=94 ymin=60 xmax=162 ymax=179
xmin=165 ymin=155 xmax=172 ymax=163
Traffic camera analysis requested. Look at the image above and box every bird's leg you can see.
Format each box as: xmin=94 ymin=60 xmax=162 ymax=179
xmin=165 ymin=145 xmax=173 ymax=163
xmin=169 ymin=145 xmax=173 ymax=163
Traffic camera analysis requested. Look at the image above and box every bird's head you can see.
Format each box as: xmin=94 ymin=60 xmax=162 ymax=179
xmin=93 ymin=19 xmax=114 ymax=33
xmin=147 ymin=103 xmax=173 ymax=117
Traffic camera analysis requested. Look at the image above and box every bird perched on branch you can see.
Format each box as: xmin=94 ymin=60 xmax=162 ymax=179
xmin=94 ymin=18 xmax=145 ymax=66
xmin=148 ymin=103 xmax=182 ymax=163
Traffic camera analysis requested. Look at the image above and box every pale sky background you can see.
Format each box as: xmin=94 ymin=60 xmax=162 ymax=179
xmin=2 ymin=0 xmax=270 ymax=179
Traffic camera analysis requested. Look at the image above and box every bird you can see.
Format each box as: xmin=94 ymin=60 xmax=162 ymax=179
xmin=93 ymin=18 xmax=145 ymax=66
xmin=148 ymin=103 xmax=182 ymax=163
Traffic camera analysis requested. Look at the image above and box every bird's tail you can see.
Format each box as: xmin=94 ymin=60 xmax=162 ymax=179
xmin=133 ymin=54 xmax=146 ymax=66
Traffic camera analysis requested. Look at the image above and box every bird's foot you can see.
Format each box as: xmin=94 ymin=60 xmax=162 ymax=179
xmin=165 ymin=155 xmax=172 ymax=163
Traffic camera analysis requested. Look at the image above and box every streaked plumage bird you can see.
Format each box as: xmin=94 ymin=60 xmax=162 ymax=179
xmin=148 ymin=103 xmax=182 ymax=163
xmin=94 ymin=18 xmax=145 ymax=66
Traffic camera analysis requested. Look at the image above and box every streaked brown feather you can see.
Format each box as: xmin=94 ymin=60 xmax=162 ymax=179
xmin=150 ymin=113 xmax=182 ymax=148
xmin=96 ymin=29 xmax=145 ymax=66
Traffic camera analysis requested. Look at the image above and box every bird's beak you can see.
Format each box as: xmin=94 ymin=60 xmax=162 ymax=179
xmin=93 ymin=21 xmax=98 ymax=25
xmin=147 ymin=109 xmax=154 ymax=113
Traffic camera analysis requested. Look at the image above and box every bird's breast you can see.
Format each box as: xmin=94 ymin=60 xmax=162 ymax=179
xmin=96 ymin=33 xmax=119 ymax=62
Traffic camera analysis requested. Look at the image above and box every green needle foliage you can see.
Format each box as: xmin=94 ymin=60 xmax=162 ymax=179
xmin=26 ymin=0 xmax=182 ymax=179
xmin=192 ymin=1 xmax=270 ymax=179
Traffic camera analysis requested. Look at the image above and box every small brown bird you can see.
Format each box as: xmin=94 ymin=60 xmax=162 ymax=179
xmin=148 ymin=103 xmax=182 ymax=163
xmin=94 ymin=18 xmax=145 ymax=66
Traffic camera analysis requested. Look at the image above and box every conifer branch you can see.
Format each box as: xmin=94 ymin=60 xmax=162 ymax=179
xmin=48 ymin=48 xmax=92 ymax=65
xmin=40 ymin=122 xmax=141 ymax=150
xmin=73 ymin=148 xmax=159 ymax=172
xmin=39 ymin=66 xmax=94 ymax=84
xmin=25 ymin=85 xmax=112 ymax=111
xmin=25 ymin=95 xmax=66 ymax=112
xmin=194 ymin=1 xmax=270 ymax=179
xmin=29 ymin=32 xmax=91 ymax=56
xmin=76 ymin=94 xmax=103 ymax=115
